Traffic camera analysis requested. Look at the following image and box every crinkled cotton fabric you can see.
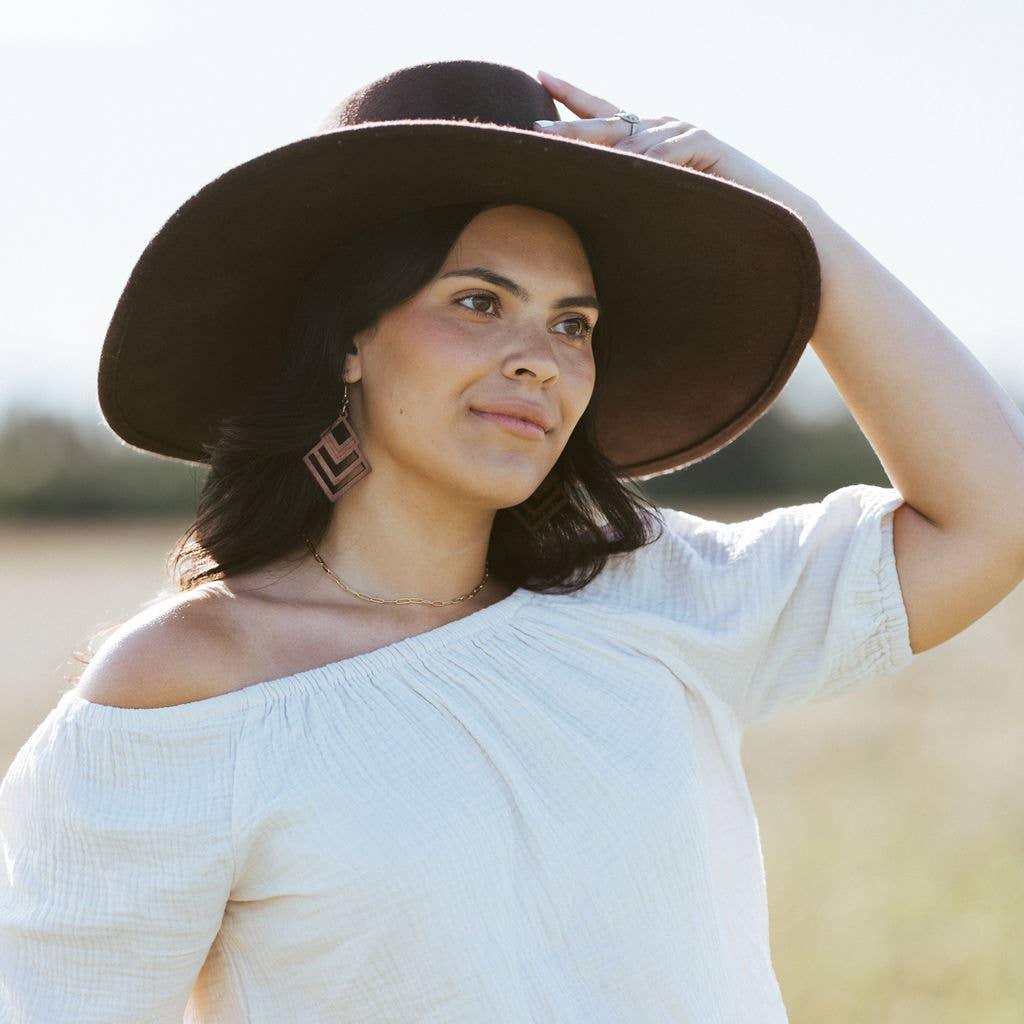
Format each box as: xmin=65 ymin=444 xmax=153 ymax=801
xmin=0 ymin=484 xmax=917 ymax=1023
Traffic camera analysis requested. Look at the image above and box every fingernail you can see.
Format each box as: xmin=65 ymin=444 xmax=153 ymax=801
xmin=538 ymin=70 xmax=564 ymax=85
xmin=533 ymin=120 xmax=556 ymax=129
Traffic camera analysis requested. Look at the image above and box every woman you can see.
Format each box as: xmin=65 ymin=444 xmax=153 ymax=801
xmin=2 ymin=60 xmax=1022 ymax=1023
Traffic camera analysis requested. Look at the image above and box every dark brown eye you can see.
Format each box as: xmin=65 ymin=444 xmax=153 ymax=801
xmin=455 ymin=291 xmax=593 ymax=344
xmin=457 ymin=293 xmax=498 ymax=315
xmin=557 ymin=316 xmax=594 ymax=340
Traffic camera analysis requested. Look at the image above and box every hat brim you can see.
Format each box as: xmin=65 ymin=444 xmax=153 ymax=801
xmin=97 ymin=120 xmax=819 ymax=479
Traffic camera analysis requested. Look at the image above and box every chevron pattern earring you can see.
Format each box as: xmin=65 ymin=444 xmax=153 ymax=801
xmin=303 ymin=382 xmax=372 ymax=502
xmin=509 ymin=469 xmax=570 ymax=533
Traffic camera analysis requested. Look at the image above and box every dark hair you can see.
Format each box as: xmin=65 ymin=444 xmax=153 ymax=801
xmin=162 ymin=201 xmax=663 ymax=596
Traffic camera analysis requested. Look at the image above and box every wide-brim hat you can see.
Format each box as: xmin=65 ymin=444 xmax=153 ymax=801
xmin=97 ymin=58 xmax=820 ymax=481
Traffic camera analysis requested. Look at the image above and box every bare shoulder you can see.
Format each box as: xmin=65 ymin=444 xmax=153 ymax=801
xmin=74 ymin=585 xmax=246 ymax=709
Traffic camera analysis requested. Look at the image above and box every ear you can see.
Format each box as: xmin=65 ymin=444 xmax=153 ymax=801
xmin=342 ymin=351 xmax=361 ymax=384
xmin=344 ymin=323 xmax=378 ymax=383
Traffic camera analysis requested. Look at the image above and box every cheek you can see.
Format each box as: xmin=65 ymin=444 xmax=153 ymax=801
xmin=562 ymin=360 xmax=596 ymax=429
xmin=563 ymin=351 xmax=597 ymax=396
xmin=407 ymin=312 xmax=486 ymax=373
xmin=370 ymin=324 xmax=471 ymax=407
xmin=371 ymin=326 xmax=479 ymax=427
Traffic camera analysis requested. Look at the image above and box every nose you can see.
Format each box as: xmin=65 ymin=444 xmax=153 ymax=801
xmin=501 ymin=328 xmax=560 ymax=383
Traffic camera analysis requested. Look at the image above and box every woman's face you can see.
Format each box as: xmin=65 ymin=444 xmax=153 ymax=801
xmin=343 ymin=204 xmax=599 ymax=511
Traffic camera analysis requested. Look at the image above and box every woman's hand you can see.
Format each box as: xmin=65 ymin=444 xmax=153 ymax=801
xmin=533 ymin=70 xmax=813 ymax=213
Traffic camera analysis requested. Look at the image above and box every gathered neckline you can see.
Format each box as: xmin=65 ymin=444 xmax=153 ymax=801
xmin=59 ymin=585 xmax=538 ymax=730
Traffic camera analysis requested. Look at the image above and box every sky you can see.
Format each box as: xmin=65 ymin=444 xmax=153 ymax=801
xmin=1 ymin=0 xmax=1021 ymax=434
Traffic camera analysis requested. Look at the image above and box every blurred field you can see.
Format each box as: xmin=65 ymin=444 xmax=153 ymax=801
xmin=1 ymin=510 xmax=1021 ymax=1023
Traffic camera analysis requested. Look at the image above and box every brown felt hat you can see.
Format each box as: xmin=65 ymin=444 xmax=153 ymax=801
xmin=97 ymin=58 xmax=820 ymax=481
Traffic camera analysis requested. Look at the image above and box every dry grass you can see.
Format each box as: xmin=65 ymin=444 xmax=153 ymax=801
xmin=1 ymin=512 xmax=1021 ymax=1022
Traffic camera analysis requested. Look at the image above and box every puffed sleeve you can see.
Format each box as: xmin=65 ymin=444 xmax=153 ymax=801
xmin=0 ymin=690 xmax=248 ymax=1023
xmin=649 ymin=483 xmax=917 ymax=726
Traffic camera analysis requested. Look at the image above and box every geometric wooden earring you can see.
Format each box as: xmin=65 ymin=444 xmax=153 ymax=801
xmin=302 ymin=383 xmax=372 ymax=503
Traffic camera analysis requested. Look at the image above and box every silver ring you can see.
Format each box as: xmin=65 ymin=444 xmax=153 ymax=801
xmin=615 ymin=110 xmax=640 ymax=136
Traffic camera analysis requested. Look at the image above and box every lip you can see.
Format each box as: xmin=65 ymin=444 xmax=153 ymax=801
xmin=470 ymin=402 xmax=553 ymax=432
xmin=471 ymin=409 xmax=547 ymax=439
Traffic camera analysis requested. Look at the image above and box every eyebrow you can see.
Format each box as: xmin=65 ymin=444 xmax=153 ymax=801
xmin=438 ymin=267 xmax=602 ymax=315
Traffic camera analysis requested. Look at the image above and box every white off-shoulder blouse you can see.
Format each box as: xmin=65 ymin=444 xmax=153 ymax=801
xmin=0 ymin=484 xmax=917 ymax=1023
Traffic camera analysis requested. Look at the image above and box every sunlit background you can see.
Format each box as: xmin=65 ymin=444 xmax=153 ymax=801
xmin=2 ymin=2 xmax=1021 ymax=1020
xmin=2 ymin=0 xmax=1022 ymax=424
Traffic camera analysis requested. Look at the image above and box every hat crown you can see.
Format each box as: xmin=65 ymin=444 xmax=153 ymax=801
xmin=316 ymin=60 xmax=559 ymax=135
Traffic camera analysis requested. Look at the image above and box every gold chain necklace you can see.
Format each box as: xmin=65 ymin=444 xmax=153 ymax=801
xmin=303 ymin=535 xmax=489 ymax=607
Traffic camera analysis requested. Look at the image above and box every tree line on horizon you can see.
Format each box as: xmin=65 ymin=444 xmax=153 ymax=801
xmin=2 ymin=395 xmax=1015 ymax=518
